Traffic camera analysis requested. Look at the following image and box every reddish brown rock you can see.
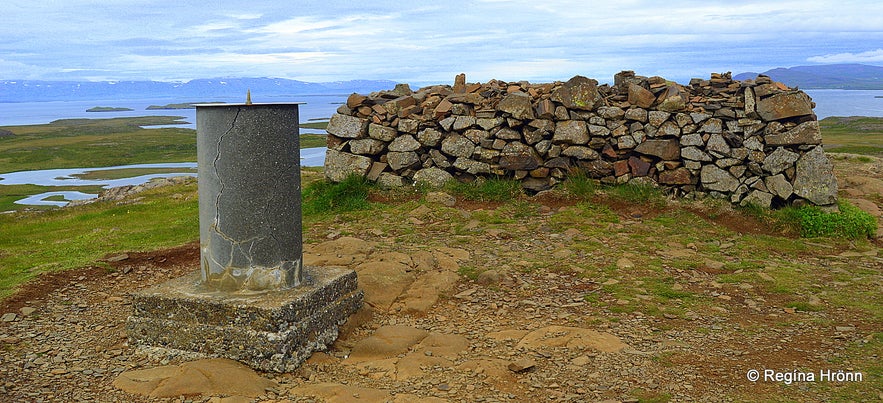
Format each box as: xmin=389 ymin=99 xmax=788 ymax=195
xmin=613 ymin=159 xmax=630 ymax=177
xmin=628 ymin=156 xmax=651 ymax=177
xmin=756 ymin=91 xmax=813 ymax=121
xmin=659 ymin=167 xmax=695 ymax=185
xmin=634 ymin=139 xmax=680 ymax=160
xmin=629 ymin=84 xmax=656 ymax=108
xmin=434 ymin=99 xmax=453 ymax=118
xmin=536 ymin=99 xmax=556 ymax=119
xmin=453 ymin=73 xmax=467 ymax=93
xmin=346 ymin=93 xmax=368 ymax=108
xmin=384 ymin=96 xmax=417 ymax=116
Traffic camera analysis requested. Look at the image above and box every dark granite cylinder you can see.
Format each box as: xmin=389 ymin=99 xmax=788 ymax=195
xmin=196 ymin=103 xmax=303 ymax=291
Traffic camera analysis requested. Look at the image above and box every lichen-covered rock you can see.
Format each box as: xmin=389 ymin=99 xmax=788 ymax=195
xmin=681 ymin=146 xmax=712 ymax=162
xmin=417 ymin=128 xmax=443 ymax=147
xmin=763 ymin=147 xmax=800 ymax=175
xmin=741 ymin=190 xmax=774 ymax=208
xmin=764 ymin=174 xmax=793 ymax=199
xmin=553 ymin=120 xmax=589 ymax=145
xmin=500 ymin=142 xmax=541 ymax=170
xmin=793 ymin=146 xmax=838 ymax=206
xmin=453 ymin=158 xmax=491 ymax=174
xmin=413 ymin=167 xmax=454 ymax=187
xmin=387 ymin=151 xmax=420 ymax=171
xmin=680 ymin=133 xmax=703 ymax=147
xmin=327 ymin=114 xmax=367 ymax=140
xmin=624 ymin=107 xmax=648 ymax=122
xmin=561 ymin=145 xmax=599 ymax=160
xmin=765 ymin=121 xmax=822 ymax=145
xmin=369 ymin=123 xmax=397 ymax=141
xmin=552 ymin=76 xmax=602 ymax=111
xmin=388 ymin=135 xmax=421 ymax=152
xmin=441 ymin=134 xmax=475 ymax=158
xmin=706 ymin=134 xmax=731 ymax=156
xmin=377 ymin=172 xmax=408 ymax=187
xmin=699 ymin=118 xmax=723 ymax=134
xmin=657 ymin=86 xmax=687 ymax=112
xmin=701 ymin=165 xmax=740 ymax=192
xmin=496 ymin=92 xmax=535 ymax=120
xmin=324 ymin=149 xmax=372 ymax=181
xmin=349 ymin=138 xmax=386 ymax=155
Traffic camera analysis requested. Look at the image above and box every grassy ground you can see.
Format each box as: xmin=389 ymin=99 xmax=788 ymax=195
xmin=71 ymin=167 xmax=199 ymax=180
xmin=0 ymin=116 xmax=197 ymax=173
xmin=820 ymin=116 xmax=883 ymax=156
xmin=297 ymin=176 xmax=881 ymax=401
xmin=0 ymin=167 xmax=880 ymax=400
xmin=0 ymin=180 xmax=199 ymax=299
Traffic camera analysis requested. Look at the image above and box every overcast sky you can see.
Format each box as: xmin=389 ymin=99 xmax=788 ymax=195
xmin=2 ymin=0 xmax=883 ymax=85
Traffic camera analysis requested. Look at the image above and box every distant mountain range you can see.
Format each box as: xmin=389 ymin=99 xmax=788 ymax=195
xmin=734 ymin=64 xmax=883 ymax=90
xmin=3 ymin=64 xmax=881 ymax=103
xmin=0 ymin=78 xmax=399 ymax=102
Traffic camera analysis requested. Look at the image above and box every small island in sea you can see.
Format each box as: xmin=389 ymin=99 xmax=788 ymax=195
xmin=146 ymin=102 xmax=224 ymax=110
xmin=86 ymin=106 xmax=134 ymax=112
xmin=146 ymin=103 xmax=196 ymax=110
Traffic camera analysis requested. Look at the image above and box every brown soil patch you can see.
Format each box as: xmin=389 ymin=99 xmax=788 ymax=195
xmin=102 ymin=241 xmax=199 ymax=271
xmin=0 ymin=242 xmax=199 ymax=315
xmin=0 ymin=266 xmax=109 ymax=314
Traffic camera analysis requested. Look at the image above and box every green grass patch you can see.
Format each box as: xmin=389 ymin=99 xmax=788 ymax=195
xmin=784 ymin=301 xmax=824 ymax=312
xmin=826 ymin=145 xmax=883 ymax=155
xmin=71 ymin=167 xmax=197 ymax=180
xmin=606 ymin=182 xmax=664 ymax=205
xmin=444 ymin=176 xmax=523 ymax=202
xmin=562 ymin=171 xmax=598 ymax=198
xmin=0 ymin=116 xmax=197 ymax=173
xmin=0 ymin=181 xmax=199 ymax=299
xmin=302 ymin=175 xmax=373 ymax=216
xmin=819 ymin=116 xmax=883 ymax=156
xmin=300 ymin=121 xmax=329 ymax=130
xmin=774 ymin=201 xmax=877 ymax=239
xmin=299 ymin=134 xmax=327 ymax=148
xmin=457 ymin=265 xmax=480 ymax=280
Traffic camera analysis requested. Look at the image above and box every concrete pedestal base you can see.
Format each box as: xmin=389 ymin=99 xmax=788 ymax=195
xmin=126 ymin=266 xmax=362 ymax=372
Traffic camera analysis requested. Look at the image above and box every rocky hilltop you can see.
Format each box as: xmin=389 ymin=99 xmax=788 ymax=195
xmin=325 ymin=71 xmax=838 ymax=209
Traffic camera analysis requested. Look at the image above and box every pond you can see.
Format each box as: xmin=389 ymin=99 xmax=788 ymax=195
xmin=0 ymin=147 xmax=327 ymax=206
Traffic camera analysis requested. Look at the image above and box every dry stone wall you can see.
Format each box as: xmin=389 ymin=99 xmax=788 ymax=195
xmin=324 ymin=71 xmax=838 ymax=208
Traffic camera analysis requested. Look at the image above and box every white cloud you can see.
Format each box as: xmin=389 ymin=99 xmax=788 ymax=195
xmin=2 ymin=1 xmax=883 ymax=82
xmin=807 ymin=49 xmax=883 ymax=64
xmin=228 ymin=13 xmax=262 ymax=20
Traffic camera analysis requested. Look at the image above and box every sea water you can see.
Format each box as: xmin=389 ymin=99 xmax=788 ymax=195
xmin=0 ymin=94 xmax=346 ymax=128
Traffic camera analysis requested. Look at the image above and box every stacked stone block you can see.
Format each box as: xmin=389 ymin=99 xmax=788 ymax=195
xmin=324 ymin=71 xmax=838 ymax=208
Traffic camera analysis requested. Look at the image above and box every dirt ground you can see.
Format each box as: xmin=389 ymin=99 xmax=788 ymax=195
xmin=1 ymin=155 xmax=881 ymax=402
